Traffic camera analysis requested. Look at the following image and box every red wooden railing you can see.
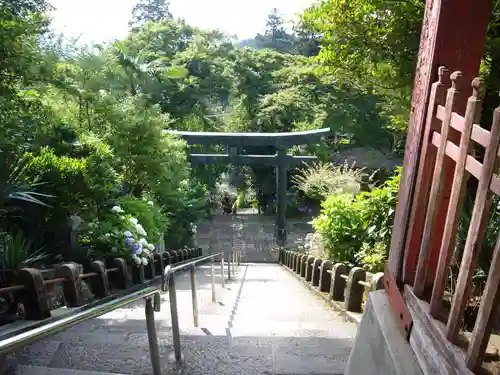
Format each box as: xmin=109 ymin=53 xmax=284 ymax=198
xmin=402 ymin=66 xmax=500 ymax=374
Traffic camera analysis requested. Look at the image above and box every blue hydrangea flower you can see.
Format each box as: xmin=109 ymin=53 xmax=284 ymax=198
xmin=125 ymin=237 xmax=133 ymax=246
xmin=132 ymin=243 xmax=142 ymax=255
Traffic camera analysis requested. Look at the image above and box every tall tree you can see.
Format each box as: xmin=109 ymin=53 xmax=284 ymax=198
xmin=255 ymin=8 xmax=294 ymax=53
xmin=129 ymin=0 xmax=172 ymax=29
xmin=265 ymin=8 xmax=286 ymax=38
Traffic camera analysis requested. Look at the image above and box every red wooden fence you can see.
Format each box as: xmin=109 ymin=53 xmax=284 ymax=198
xmin=402 ymin=66 xmax=500 ymax=374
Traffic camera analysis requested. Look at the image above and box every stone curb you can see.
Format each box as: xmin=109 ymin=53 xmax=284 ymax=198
xmin=282 ymin=265 xmax=362 ymax=326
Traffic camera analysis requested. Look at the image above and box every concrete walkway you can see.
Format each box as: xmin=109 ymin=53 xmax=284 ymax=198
xmin=13 ymin=213 xmax=356 ymax=374
xmin=14 ymin=263 xmax=356 ymax=375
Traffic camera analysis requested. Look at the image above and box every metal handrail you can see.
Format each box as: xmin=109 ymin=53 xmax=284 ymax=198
xmin=0 ymin=286 xmax=163 ymax=375
xmin=0 ymin=250 xmax=242 ymax=373
xmin=161 ymin=250 xmax=241 ymax=364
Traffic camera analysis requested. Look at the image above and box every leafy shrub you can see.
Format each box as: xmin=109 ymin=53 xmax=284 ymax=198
xmin=355 ymin=242 xmax=387 ymax=273
xmin=312 ymin=167 xmax=401 ymax=270
xmin=293 ymin=161 xmax=366 ymax=201
xmin=24 ymin=137 xmax=120 ymax=216
xmin=357 ymin=167 xmax=401 ymax=248
xmin=18 ymin=139 xmax=120 ymax=254
xmin=0 ymin=231 xmax=48 ymax=270
xmin=312 ymin=194 xmax=364 ymax=264
xmin=79 ymin=205 xmax=155 ymax=265
xmin=160 ymin=178 xmax=210 ymax=248
xmin=119 ymin=196 xmax=168 ymax=243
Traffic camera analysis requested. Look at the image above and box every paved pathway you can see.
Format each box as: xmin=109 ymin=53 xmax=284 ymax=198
xmin=196 ymin=212 xmax=313 ymax=263
xmin=12 ymin=213 xmax=356 ymax=375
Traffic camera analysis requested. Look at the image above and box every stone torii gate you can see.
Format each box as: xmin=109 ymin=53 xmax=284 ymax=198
xmin=168 ymin=128 xmax=330 ymax=247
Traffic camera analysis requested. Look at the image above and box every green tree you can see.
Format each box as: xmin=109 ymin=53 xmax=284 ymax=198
xmin=255 ymin=8 xmax=295 ymax=53
xmin=129 ymin=0 xmax=172 ymax=29
xmin=301 ymin=0 xmax=424 ymax=151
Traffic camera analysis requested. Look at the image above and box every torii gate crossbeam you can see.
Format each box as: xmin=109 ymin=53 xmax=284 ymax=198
xmin=168 ymin=128 xmax=330 ymax=247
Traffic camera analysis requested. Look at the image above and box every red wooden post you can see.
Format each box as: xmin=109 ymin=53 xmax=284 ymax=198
xmin=388 ymin=0 xmax=492 ymax=283
xmin=413 ymin=71 xmax=463 ymax=298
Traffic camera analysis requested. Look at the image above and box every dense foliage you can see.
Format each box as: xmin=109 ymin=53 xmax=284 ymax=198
xmin=0 ymin=0 xmax=213 ymax=272
xmin=4 ymin=0 xmax=471 ymax=274
xmin=311 ymin=168 xmax=401 ymax=271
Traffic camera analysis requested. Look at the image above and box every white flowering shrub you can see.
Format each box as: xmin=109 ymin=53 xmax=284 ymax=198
xmin=80 ymin=205 xmax=158 ymax=266
xmin=302 ymin=232 xmax=325 ymax=258
xmin=119 ymin=196 xmax=168 ymax=244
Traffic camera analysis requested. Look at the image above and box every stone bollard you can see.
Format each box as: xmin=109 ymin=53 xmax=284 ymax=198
xmin=297 ymin=254 xmax=304 ymax=274
xmin=110 ymin=258 xmax=129 ymax=290
xmin=295 ymin=253 xmax=302 ymax=274
xmin=372 ymin=272 xmax=385 ymax=290
xmin=154 ymin=253 xmax=164 ymax=275
xmin=144 ymin=255 xmax=155 ymax=279
xmin=300 ymin=254 xmax=308 ymax=278
xmin=330 ymin=263 xmax=347 ymax=301
xmin=304 ymin=256 xmax=315 ymax=282
xmin=291 ymin=253 xmax=297 ymax=272
xmin=131 ymin=264 xmax=145 ymax=285
xmin=311 ymin=258 xmax=323 ymax=287
xmin=89 ymin=261 xmax=110 ymax=298
xmin=288 ymin=252 xmax=293 ymax=268
xmin=18 ymin=268 xmax=51 ymax=320
xmin=345 ymin=267 xmax=366 ymax=313
xmin=319 ymin=260 xmax=333 ymax=293
xmin=170 ymin=250 xmax=178 ymax=263
xmin=163 ymin=251 xmax=171 ymax=266
xmin=55 ymin=263 xmax=84 ymax=307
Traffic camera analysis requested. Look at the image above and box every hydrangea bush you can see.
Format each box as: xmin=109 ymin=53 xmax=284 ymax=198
xmin=81 ymin=204 xmax=157 ymax=266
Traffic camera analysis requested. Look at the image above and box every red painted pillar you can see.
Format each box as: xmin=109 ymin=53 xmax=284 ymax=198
xmin=388 ymin=0 xmax=492 ymax=284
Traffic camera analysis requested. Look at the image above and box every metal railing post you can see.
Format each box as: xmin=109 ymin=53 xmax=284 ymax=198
xmin=145 ymin=297 xmax=161 ymax=375
xmin=190 ymin=266 xmax=199 ymax=327
xmin=220 ymin=255 xmax=225 ymax=288
xmin=228 ymin=250 xmax=232 ymax=280
xmin=168 ymin=275 xmax=183 ymax=363
xmin=211 ymin=260 xmax=216 ymax=302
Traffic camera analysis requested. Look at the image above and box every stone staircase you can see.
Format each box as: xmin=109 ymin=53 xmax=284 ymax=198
xmin=11 ymin=262 xmax=356 ymax=375
xmin=8 ymin=213 xmax=356 ymax=375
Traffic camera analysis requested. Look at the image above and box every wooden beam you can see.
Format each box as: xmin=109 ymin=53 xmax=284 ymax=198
xmin=387 ymin=0 xmax=492 ymax=283
xmin=188 ymin=154 xmax=317 ymax=166
xmin=168 ymin=128 xmax=330 ymax=147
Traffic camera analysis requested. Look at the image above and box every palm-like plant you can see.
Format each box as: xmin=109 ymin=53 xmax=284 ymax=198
xmin=0 ymin=157 xmax=52 ymax=217
xmin=0 ymin=157 xmax=52 ymax=274
xmin=112 ymin=41 xmax=187 ymax=96
xmin=0 ymin=231 xmax=48 ymax=271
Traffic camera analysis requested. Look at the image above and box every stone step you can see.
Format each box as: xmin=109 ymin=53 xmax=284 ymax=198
xmin=14 ymin=332 xmax=351 ymax=375
xmin=16 ymin=365 xmax=130 ymax=375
